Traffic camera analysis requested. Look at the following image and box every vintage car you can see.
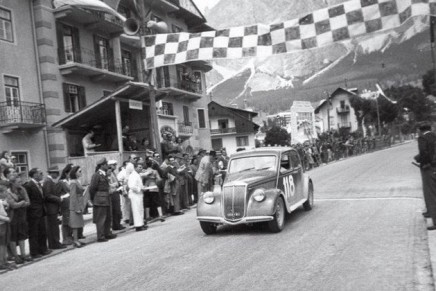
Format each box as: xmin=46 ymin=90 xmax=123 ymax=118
xmin=196 ymin=147 xmax=314 ymax=234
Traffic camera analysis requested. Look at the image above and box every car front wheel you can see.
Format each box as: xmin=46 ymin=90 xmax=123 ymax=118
xmin=200 ymin=221 xmax=217 ymax=235
xmin=268 ymin=197 xmax=286 ymax=233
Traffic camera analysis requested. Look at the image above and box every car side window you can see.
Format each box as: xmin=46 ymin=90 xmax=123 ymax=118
xmin=280 ymin=153 xmax=291 ymax=172
xmin=290 ymin=150 xmax=301 ymax=169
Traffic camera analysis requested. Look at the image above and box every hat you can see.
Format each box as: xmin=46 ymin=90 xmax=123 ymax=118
xmin=197 ymin=148 xmax=206 ymax=155
xmin=96 ymin=157 xmax=108 ymax=166
xmin=47 ymin=165 xmax=60 ymax=173
xmin=418 ymin=121 xmax=432 ymax=131
xmin=108 ymin=160 xmax=117 ymax=165
xmin=209 ymin=150 xmax=216 ymax=157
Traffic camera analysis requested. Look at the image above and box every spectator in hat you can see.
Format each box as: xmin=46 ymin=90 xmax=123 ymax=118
xmin=0 ymin=185 xmax=11 ymax=270
xmin=43 ymin=166 xmax=65 ymax=250
xmin=58 ymin=164 xmax=73 ymax=246
xmin=89 ymin=158 xmax=116 ymax=242
xmin=161 ymin=155 xmax=183 ymax=215
xmin=108 ymin=160 xmax=124 ymax=231
xmin=69 ymin=166 xmax=86 ymax=248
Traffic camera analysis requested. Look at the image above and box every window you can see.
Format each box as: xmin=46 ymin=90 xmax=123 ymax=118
xmin=10 ymin=152 xmax=28 ymax=177
xmin=340 ymin=100 xmax=345 ymax=108
xmin=156 ymin=66 xmax=170 ymax=88
xmin=56 ymin=23 xmax=81 ymax=65
xmin=0 ymin=8 xmax=13 ymax=42
xmin=183 ymin=106 xmax=190 ymax=124
xmin=121 ymin=49 xmax=132 ymax=76
xmin=280 ymin=153 xmax=291 ymax=170
xmin=94 ymin=35 xmax=110 ymax=70
xmin=62 ymin=83 xmax=86 ymax=113
xmin=161 ymin=102 xmax=173 ymax=115
xmin=4 ymin=75 xmax=20 ymax=106
xmin=212 ymin=139 xmax=223 ymax=151
xmin=290 ymin=150 xmax=301 ymax=168
xmin=218 ymin=119 xmax=229 ymax=129
xmin=198 ymin=109 xmax=206 ymax=128
xmin=236 ymin=136 xmax=249 ymax=147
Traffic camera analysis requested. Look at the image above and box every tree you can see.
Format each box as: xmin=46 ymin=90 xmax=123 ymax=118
xmin=264 ymin=125 xmax=291 ymax=146
xmin=349 ymin=95 xmax=374 ymax=133
xmin=384 ymin=85 xmax=431 ymax=122
xmin=422 ymin=69 xmax=436 ymax=96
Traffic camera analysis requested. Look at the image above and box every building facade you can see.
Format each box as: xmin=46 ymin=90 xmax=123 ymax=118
xmin=315 ymin=88 xmax=359 ymax=134
xmin=208 ymin=101 xmax=259 ymax=155
xmin=0 ymin=0 xmax=213 ymax=174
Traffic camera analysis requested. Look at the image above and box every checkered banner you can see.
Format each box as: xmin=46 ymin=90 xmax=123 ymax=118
xmin=143 ymin=0 xmax=436 ymax=69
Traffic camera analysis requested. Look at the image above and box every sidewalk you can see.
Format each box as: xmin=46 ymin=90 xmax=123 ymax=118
xmin=0 ymin=206 xmax=193 ymax=274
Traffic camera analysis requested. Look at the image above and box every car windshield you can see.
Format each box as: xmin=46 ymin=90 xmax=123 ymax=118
xmin=228 ymin=155 xmax=277 ymax=174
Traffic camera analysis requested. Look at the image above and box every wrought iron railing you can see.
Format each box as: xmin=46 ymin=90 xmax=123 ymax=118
xmin=58 ymin=46 xmax=138 ymax=79
xmin=0 ymin=101 xmax=46 ymax=126
xmin=210 ymin=127 xmax=237 ymax=135
xmin=336 ymin=106 xmax=350 ymax=114
xmin=179 ymin=78 xmax=202 ymax=94
xmin=178 ymin=121 xmax=193 ymax=135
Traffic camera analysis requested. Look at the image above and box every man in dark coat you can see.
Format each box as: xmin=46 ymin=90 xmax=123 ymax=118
xmin=414 ymin=122 xmax=436 ymax=230
xmin=89 ymin=158 xmax=116 ymax=242
xmin=24 ymin=168 xmax=51 ymax=258
xmin=42 ymin=166 xmax=65 ymax=249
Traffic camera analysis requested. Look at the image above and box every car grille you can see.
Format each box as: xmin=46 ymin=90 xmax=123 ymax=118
xmin=223 ymin=185 xmax=246 ymax=221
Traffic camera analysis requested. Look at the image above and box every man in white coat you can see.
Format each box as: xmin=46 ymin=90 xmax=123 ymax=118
xmin=127 ymin=163 xmax=147 ymax=231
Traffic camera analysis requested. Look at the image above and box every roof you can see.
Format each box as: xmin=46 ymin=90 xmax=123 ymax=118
xmin=315 ymin=87 xmax=357 ymax=113
xmin=230 ymin=147 xmax=295 ymax=159
xmin=228 ymin=107 xmax=258 ymax=117
xmin=208 ymin=101 xmax=259 ymax=131
xmin=52 ymin=82 xmax=159 ymax=129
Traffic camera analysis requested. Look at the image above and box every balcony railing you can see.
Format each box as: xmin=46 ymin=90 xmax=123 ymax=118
xmin=210 ymin=127 xmax=237 ymax=135
xmin=179 ymin=78 xmax=202 ymax=94
xmin=178 ymin=122 xmax=193 ymax=135
xmin=338 ymin=122 xmax=351 ymax=128
xmin=0 ymin=101 xmax=46 ymax=128
xmin=336 ymin=106 xmax=350 ymax=114
xmin=58 ymin=46 xmax=137 ymax=80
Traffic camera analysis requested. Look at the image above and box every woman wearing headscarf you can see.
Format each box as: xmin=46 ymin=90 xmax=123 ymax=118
xmin=69 ymin=166 xmax=86 ymax=248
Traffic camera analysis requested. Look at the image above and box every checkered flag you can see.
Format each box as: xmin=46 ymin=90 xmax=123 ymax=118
xmin=144 ymin=0 xmax=436 ymax=69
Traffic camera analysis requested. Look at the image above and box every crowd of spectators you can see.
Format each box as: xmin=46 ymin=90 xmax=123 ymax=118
xmin=0 ymin=143 xmax=229 ymax=270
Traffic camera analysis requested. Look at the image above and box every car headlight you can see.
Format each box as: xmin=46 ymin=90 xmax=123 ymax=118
xmin=252 ymin=189 xmax=266 ymax=202
xmin=203 ymin=191 xmax=215 ymax=204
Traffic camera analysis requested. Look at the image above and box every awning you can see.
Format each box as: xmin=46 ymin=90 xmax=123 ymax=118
xmin=52 ymin=82 xmax=159 ymax=129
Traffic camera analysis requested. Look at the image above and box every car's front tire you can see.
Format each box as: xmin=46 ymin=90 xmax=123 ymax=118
xmin=200 ymin=221 xmax=217 ymax=235
xmin=268 ymin=197 xmax=286 ymax=233
xmin=303 ymin=182 xmax=314 ymax=211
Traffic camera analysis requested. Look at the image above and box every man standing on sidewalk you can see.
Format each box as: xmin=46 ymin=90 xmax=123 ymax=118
xmin=43 ymin=166 xmax=66 ymax=250
xmin=414 ymin=122 xmax=436 ymax=230
xmin=89 ymin=158 xmax=117 ymax=242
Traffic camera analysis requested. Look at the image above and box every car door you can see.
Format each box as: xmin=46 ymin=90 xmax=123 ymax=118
xmin=289 ymin=150 xmax=305 ymax=202
xmin=277 ymin=151 xmax=298 ymax=206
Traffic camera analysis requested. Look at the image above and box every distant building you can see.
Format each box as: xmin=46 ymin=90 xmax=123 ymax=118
xmin=208 ymin=101 xmax=259 ymax=155
xmin=315 ymin=88 xmax=359 ymax=133
xmin=290 ymin=101 xmax=316 ymax=144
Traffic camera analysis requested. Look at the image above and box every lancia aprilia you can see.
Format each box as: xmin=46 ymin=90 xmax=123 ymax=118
xmin=197 ymin=147 xmax=314 ymax=234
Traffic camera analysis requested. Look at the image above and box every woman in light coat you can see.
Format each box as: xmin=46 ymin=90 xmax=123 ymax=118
xmin=69 ymin=166 xmax=85 ymax=248
xmin=127 ymin=163 xmax=147 ymax=231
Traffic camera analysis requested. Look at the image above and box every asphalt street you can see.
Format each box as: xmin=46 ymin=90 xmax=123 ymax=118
xmin=1 ymin=141 xmax=434 ymax=291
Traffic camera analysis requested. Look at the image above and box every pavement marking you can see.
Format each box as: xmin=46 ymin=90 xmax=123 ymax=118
xmin=315 ymin=197 xmax=422 ymax=202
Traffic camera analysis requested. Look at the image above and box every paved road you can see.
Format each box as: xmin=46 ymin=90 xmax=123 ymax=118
xmin=1 ymin=142 xmax=434 ymax=290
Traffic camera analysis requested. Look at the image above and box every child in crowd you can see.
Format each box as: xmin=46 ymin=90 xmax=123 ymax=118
xmin=0 ymin=185 xmax=11 ymax=270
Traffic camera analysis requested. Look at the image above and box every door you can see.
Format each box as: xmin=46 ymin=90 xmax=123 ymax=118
xmin=289 ymin=150 xmax=304 ymax=202
xmin=4 ymin=76 xmax=20 ymax=123
xmin=277 ymin=152 xmax=298 ymax=207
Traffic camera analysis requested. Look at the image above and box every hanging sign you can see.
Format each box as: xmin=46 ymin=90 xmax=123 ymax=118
xmin=129 ymin=99 xmax=143 ymax=110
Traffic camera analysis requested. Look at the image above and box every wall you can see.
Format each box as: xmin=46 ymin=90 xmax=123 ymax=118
xmin=212 ymin=133 xmax=256 ymax=155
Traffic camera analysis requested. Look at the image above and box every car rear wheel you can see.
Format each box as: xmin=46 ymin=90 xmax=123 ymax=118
xmin=303 ymin=182 xmax=314 ymax=211
xmin=200 ymin=222 xmax=217 ymax=235
xmin=268 ymin=197 xmax=286 ymax=233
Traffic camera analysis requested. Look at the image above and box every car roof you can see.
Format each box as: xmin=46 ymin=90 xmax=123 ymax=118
xmin=230 ymin=147 xmax=295 ymax=159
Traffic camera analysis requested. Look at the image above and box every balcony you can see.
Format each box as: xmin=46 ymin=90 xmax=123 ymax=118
xmin=157 ymin=78 xmax=203 ymax=100
xmin=58 ymin=46 xmax=135 ymax=82
xmin=178 ymin=122 xmax=193 ymax=136
xmin=0 ymin=101 xmax=46 ymax=132
xmin=338 ymin=122 xmax=351 ymax=129
xmin=336 ymin=106 xmax=350 ymax=114
xmin=54 ymin=5 xmax=124 ymax=36
xmin=210 ymin=127 xmax=237 ymax=135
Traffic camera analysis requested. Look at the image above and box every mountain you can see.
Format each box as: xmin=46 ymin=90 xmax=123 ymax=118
xmin=204 ymin=0 xmax=433 ymax=114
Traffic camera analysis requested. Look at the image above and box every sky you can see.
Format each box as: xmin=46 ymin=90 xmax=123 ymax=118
xmin=193 ymin=0 xmax=220 ymax=14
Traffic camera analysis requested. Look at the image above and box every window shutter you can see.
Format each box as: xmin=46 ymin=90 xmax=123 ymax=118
xmin=108 ymin=47 xmax=114 ymax=72
xmin=63 ymin=83 xmax=71 ymax=113
xmin=131 ymin=58 xmax=138 ymax=81
xmin=198 ymin=109 xmax=205 ymax=128
xmin=72 ymin=27 xmax=81 ymax=63
xmin=78 ymin=86 xmax=86 ymax=110
xmin=56 ymin=22 xmax=65 ymax=64
xmin=93 ymin=35 xmax=101 ymax=68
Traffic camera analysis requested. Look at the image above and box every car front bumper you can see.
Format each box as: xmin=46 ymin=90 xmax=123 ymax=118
xmin=196 ymin=216 xmax=274 ymax=225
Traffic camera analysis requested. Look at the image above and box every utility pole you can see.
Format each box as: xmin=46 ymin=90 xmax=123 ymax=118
xmin=430 ymin=16 xmax=436 ymax=83
xmin=325 ymin=91 xmax=331 ymax=133
xmin=375 ymin=94 xmax=382 ymax=136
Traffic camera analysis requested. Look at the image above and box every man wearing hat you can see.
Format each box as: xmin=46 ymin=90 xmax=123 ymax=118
xmin=195 ymin=150 xmax=216 ymax=196
xmin=89 ymin=158 xmax=116 ymax=242
xmin=42 ymin=165 xmax=65 ymax=249
xmin=414 ymin=122 xmax=436 ymax=230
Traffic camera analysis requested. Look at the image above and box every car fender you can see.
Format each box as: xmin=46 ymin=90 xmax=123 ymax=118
xmin=247 ymin=188 xmax=282 ymax=217
xmin=197 ymin=191 xmax=223 ymax=218
xmin=302 ymin=173 xmax=312 ymax=200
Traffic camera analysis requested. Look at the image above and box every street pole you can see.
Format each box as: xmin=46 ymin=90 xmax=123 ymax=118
xmin=376 ymin=95 xmax=381 ymax=136
xmin=325 ymin=91 xmax=330 ymax=133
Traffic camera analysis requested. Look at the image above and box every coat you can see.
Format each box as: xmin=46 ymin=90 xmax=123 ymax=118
xmin=195 ymin=155 xmax=214 ymax=185
xmin=42 ymin=176 xmax=61 ymax=215
xmin=415 ymin=131 xmax=436 ymax=168
xmin=89 ymin=171 xmax=110 ymax=207
xmin=24 ymin=180 xmax=46 ymax=218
